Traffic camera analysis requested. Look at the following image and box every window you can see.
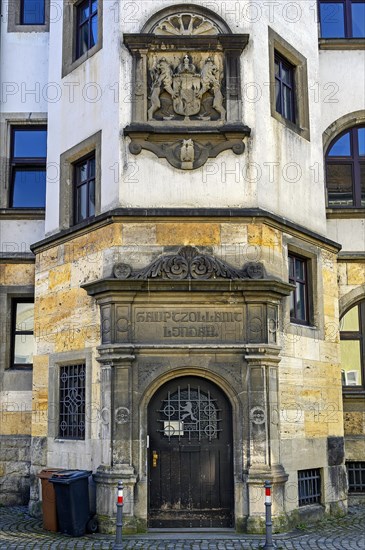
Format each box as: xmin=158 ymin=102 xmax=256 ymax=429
xmin=10 ymin=126 xmax=47 ymax=208
xmin=298 ymin=469 xmax=321 ymax=506
xmin=275 ymin=53 xmax=296 ymax=123
xmin=326 ymin=126 xmax=365 ymax=208
xmin=268 ymin=28 xmax=310 ymax=140
xmin=289 ymin=254 xmax=310 ymax=324
xmin=347 ymin=462 xmax=365 ymax=492
xmin=74 ymin=154 xmax=96 ymax=223
xmin=11 ymin=299 xmax=34 ymax=368
xmin=59 ymin=364 xmax=86 ymax=439
xmin=340 ymin=300 xmax=365 ymax=389
xmin=76 ymin=0 xmax=98 ymax=59
xmin=319 ymin=1 xmax=365 ymax=38
xmin=21 ymin=0 xmax=45 ymax=24
xmin=7 ymin=0 xmax=49 ymax=32
xmin=59 ymin=131 xmax=101 ymax=229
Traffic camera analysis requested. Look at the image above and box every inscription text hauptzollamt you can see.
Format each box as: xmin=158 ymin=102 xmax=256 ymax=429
xmin=134 ymin=308 xmax=244 ymax=343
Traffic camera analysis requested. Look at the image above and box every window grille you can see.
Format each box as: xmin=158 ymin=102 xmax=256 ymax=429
xmin=157 ymin=385 xmax=221 ymax=441
xmin=347 ymin=462 xmax=365 ymax=492
xmin=298 ymin=468 xmax=321 ymax=506
xmin=59 ymin=363 xmax=86 ymax=439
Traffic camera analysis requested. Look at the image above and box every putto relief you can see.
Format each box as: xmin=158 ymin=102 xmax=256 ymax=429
xmin=148 ymin=53 xmax=225 ymax=122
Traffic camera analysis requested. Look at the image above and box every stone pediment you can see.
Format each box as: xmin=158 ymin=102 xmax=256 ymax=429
xmin=112 ymin=246 xmax=265 ymax=281
xmin=123 ymin=5 xmax=250 ymax=170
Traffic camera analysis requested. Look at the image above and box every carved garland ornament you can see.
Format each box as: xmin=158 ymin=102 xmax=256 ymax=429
xmin=113 ymin=246 xmax=265 ymax=281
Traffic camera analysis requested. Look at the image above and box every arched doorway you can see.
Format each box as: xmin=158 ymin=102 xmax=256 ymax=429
xmin=148 ymin=376 xmax=234 ymax=528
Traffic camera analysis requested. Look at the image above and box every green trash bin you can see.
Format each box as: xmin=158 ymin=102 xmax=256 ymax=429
xmin=49 ymin=470 xmax=95 ymax=536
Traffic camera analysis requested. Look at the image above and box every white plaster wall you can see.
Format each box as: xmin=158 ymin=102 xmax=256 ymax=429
xmin=0 ymin=13 xmax=49 ymax=113
xmin=319 ymin=50 xmax=365 ymax=133
xmin=119 ymin=1 xmax=327 ymax=234
xmin=45 ymin=0 xmax=121 ymax=235
xmin=320 ymin=49 xmax=365 ymax=253
xmin=0 ymin=219 xmax=45 ymax=253
xmin=327 ymin=219 xmax=365 ymax=252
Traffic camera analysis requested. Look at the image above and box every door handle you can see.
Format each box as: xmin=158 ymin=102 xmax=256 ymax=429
xmin=152 ymin=450 xmax=159 ymax=468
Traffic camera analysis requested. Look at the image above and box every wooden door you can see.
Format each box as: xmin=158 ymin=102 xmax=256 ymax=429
xmin=148 ymin=377 xmax=234 ymax=528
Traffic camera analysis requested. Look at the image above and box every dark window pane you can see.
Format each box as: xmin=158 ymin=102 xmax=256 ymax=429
xmin=283 ymin=85 xmax=294 ymax=122
xmin=14 ymin=334 xmax=34 ymax=365
xmin=295 ymin=258 xmax=305 ymax=280
xmin=16 ymin=302 xmax=34 ymax=331
xmin=14 ymin=129 xmax=47 ymax=158
xmin=320 ymin=2 xmax=345 ymax=38
xmin=78 ymin=184 xmax=88 ymax=221
xmin=79 ymin=0 xmax=90 ymax=23
xmin=351 ymin=3 xmax=365 ymax=37
xmin=78 ymin=22 xmax=89 ymax=56
xmin=289 ymin=291 xmax=295 ymax=319
xmin=91 ymin=14 xmax=98 ymax=47
xmin=12 ymin=169 xmax=46 ymax=207
xmin=78 ymin=161 xmax=88 ymax=183
xmin=296 ymin=282 xmax=307 ymax=321
xmin=275 ymin=79 xmax=281 ymax=112
xmin=91 ymin=0 xmax=97 ymax=14
xmin=89 ymin=179 xmax=95 ymax=216
xmin=281 ymin=63 xmax=292 ymax=86
xmin=358 ymin=128 xmax=365 ymax=156
xmin=22 ymin=0 xmax=45 ymax=24
xmin=328 ymin=131 xmax=351 ymax=157
xmin=327 ymin=164 xmax=353 ymax=206
xmin=89 ymin=157 xmax=96 ymax=178
xmin=360 ymin=163 xmax=365 ymax=206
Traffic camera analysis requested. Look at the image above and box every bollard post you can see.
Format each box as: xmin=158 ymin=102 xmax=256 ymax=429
xmin=263 ymin=480 xmax=275 ymax=550
xmin=113 ymin=480 xmax=124 ymax=550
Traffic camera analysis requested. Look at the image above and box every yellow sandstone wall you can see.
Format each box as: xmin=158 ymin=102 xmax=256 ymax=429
xmin=0 ymin=262 xmax=35 ymax=436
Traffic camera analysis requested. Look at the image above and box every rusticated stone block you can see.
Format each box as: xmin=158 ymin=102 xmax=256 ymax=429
xmin=156 ymin=223 xmax=220 ymax=245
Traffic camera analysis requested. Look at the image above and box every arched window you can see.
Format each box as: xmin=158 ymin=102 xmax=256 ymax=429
xmin=326 ymin=126 xmax=365 ymax=208
xmin=340 ymin=300 xmax=365 ymax=389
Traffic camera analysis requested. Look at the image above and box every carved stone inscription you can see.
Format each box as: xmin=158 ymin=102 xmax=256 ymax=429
xmin=148 ymin=52 xmax=225 ymax=122
xmin=134 ymin=307 xmax=243 ymax=343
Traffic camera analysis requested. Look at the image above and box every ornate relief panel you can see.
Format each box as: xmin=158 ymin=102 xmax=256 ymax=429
xmin=123 ymin=5 xmax=250 ymax=170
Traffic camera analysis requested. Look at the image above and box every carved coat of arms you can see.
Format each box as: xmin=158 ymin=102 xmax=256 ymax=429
xmin=148 ymin=54 xmax=225 ymax=121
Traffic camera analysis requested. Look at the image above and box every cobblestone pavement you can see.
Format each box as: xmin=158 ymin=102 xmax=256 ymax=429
xmin=0 ymin=506 xmax=364 ymax=550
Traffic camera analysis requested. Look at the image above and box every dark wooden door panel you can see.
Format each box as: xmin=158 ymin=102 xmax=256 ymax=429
xmin=148 ymin=377 xmax=234 ymax=528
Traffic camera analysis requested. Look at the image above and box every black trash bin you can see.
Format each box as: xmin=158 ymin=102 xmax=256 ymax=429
xmin=49 ymin=470 xmax=93 ymax=536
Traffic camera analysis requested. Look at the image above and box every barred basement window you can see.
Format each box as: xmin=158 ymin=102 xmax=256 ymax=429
xmin=347 ymin=462 xmax=365 ymax=492
xmin=298 ymin=468 xmax=321 ymax=506
xmin=59 ymin=364 xmax=86 ymax=440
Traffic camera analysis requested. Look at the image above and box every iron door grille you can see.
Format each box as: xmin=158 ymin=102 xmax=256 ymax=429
xmin=59 ymin=363 xmax=86 ymax=439
xmin=298 ymin=468 xmax=321 ymax=506
xmin=347 ymin=462 xmax=365 ymax=493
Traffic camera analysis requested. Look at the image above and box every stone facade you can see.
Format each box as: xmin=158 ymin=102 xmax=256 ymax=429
xmin=1 ymin=0 xmax=364 ymax=534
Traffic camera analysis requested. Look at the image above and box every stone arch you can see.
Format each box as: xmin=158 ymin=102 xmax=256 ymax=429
xmin=323 ymin=110 xmax=365 ymax=154
xmin=339 ymin=286 xmax=365 ymax=318
xmin=142 ymin=368 xmax=241 ymax=527
xmin=140 ymin=367 xmax=243 ymax=450
xmin=141 ymin=3 xmax=232 ymax=35
xmin=137 ymin=367 xmax=246 ymax=519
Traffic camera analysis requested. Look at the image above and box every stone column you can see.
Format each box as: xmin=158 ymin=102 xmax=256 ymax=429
xmin=94 ymin=345 xmax=138 ymax=534
xmin=245 ymin=345 xmax=288 ymax=533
